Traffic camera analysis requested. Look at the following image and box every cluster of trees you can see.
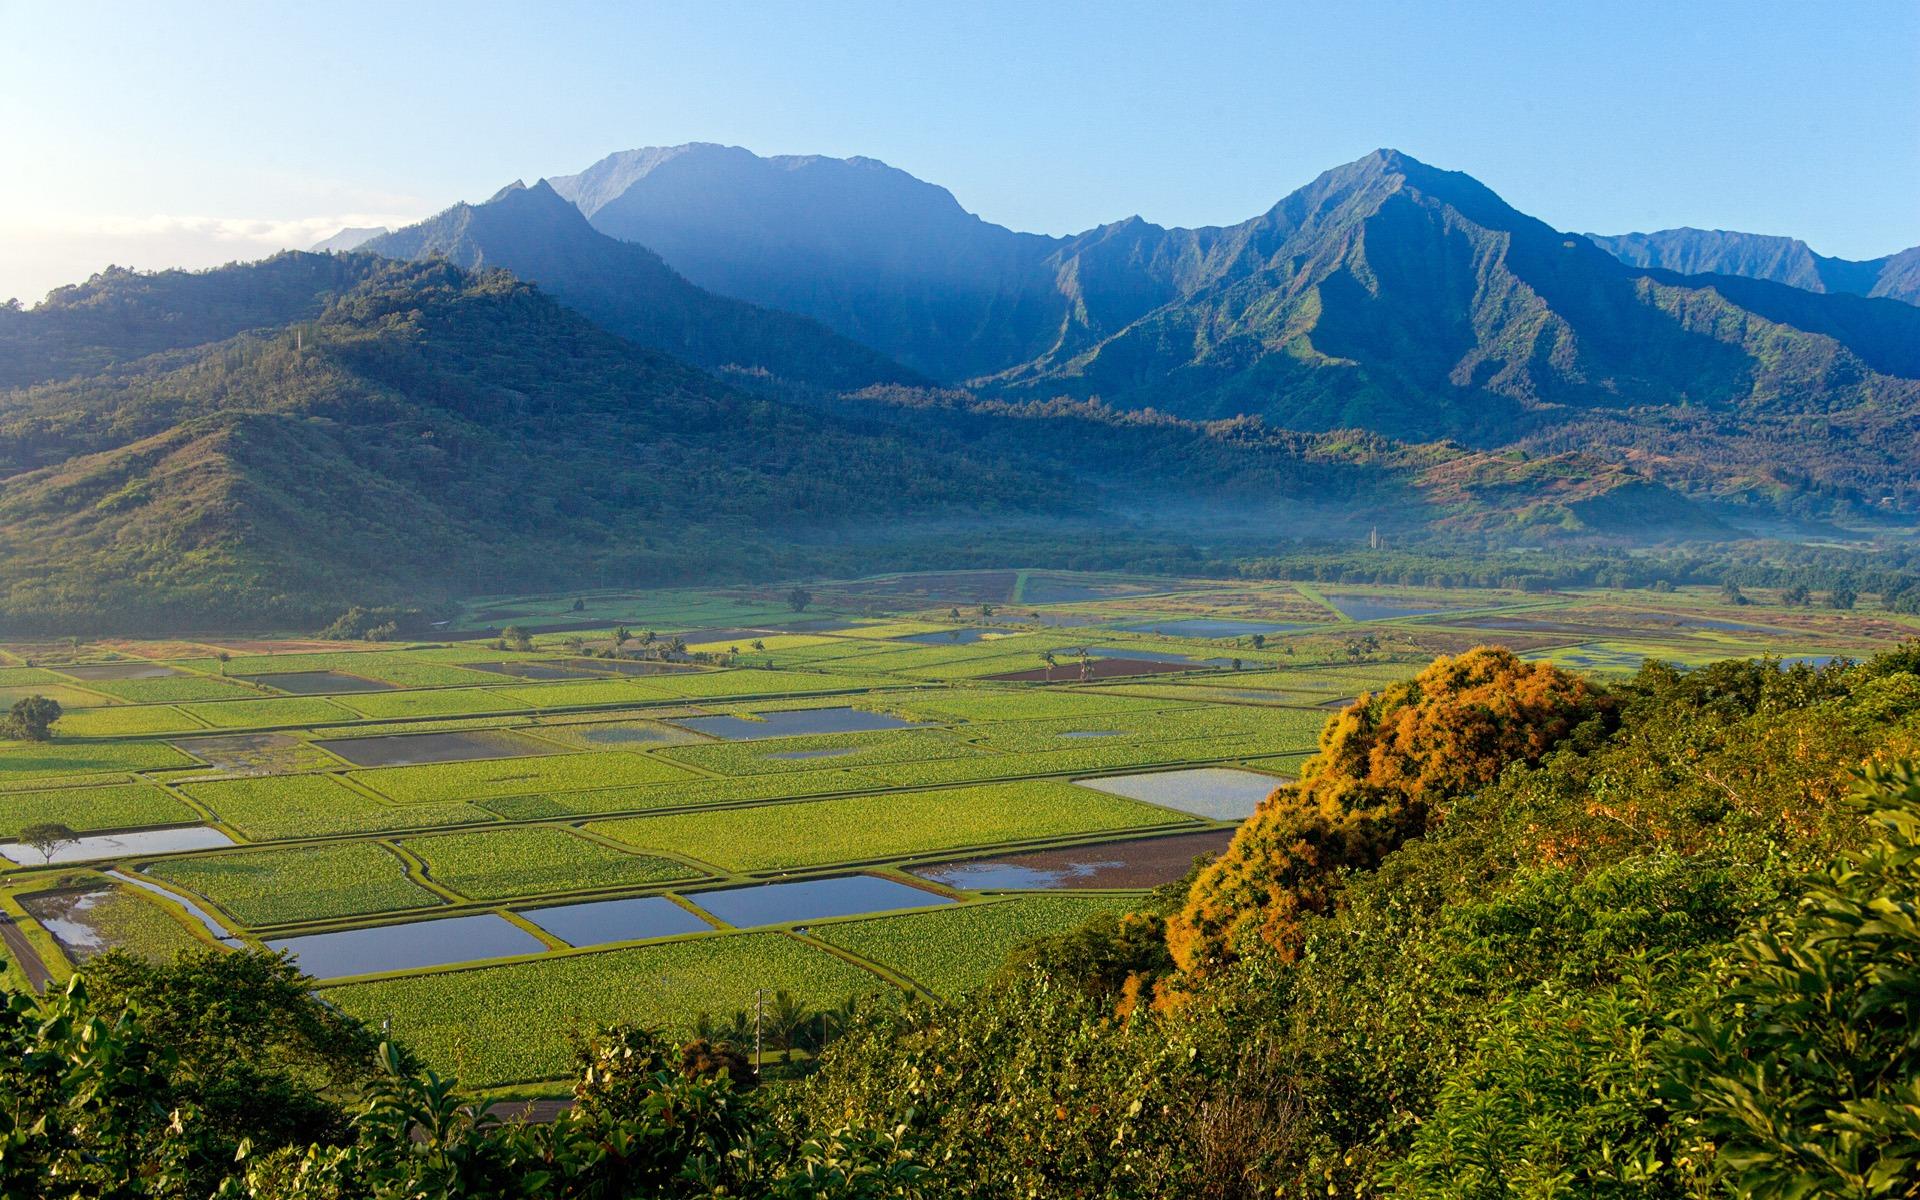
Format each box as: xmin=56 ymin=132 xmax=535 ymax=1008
xmin=8 ymin=648 xmax=1920 ymax=1196
xmin=0 ymin=694 xmax=60 ymax=740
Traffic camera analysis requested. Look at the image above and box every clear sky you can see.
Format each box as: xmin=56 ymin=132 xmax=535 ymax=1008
xmin=2 ymin=0 xmax=1914 ymax=303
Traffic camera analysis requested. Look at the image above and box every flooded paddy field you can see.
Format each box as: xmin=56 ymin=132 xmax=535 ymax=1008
xmin=685 ymin=875 xmax=954 ymax=927
xmin=312 ymin=729 xmax=561 ymax=767
xmin=669 ymin=706 xmax=923 ymax=740
xmin=1075 ymin=767 xmax=1288 ymax=820
xmin=9 ymin=571 xmax=1904 ymax=1088
xmin=3 ymin=825 xmax=236 ymax=866
xmin=239 ymin=670 xmax=397 ymax=694
xmin=910 ymin=828 xmax=1237 ymax=890
xmin=268 ymin=913 xmax=547 ymax=980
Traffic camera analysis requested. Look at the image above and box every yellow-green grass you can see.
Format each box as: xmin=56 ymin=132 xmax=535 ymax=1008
xmin=53 ymin=705 xmax=201 ymax=737
xmin=176 ymin=697 xmax=362 ymax=729
xmin=0 ymin=684 xmax=117 ymax=710
xmin=174 ymin=652 xmax=513 ymax=689
xmin=144 ymin=841 xmax=441 ymax=926
xmin=0 ymin=739 xmax=196 ymax=781
xmin=482 ymin=680 xmax=681 ymax=709
xmin=0 ymin=782 xmax=199 ymax=838
xmin=333 ymin=688 xmax=528 ymax=720
xmin=873 ymin=689 xmax=1174 ymax=723
xmin=182 ymin=774 xmax=496 ymax=841
xmin=811 ymin=895 xmax=1138 ymax=997
xmin=325 ymin=932 xmax=883 ymax=1086
xmin=480 ymin=769 xmax=877 ymax=820
xmin=352 ymin=752 xmax=697 ymax=805
xmin=656 ymin=729 xmax=985 ymax=776
xmin=0 ymin=667 xmax=72 ymax=687
xmin=400 ymin=826 xmax=701 ymax=900
xmin=587 ymin=782 xmax=1185 ymax=872
xmin=60 ymin=675 xmax=264 ymax=703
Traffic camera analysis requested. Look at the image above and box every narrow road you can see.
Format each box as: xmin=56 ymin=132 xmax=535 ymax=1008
xmin=0 ymin=915 xmax=53 ymax=994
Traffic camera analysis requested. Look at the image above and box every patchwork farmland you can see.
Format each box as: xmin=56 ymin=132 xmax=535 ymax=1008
xmin=3 ymin=569 xmax=1910 ymax=1090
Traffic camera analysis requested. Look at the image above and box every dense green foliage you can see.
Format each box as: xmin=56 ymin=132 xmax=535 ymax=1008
xmin=5 ymin=649 xmax=1920 ymax=1196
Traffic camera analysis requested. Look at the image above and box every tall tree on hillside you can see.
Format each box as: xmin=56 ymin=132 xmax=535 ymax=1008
xmin=786 ymin=588 xmax=813 ymax=613
xmin=1166 ymin=647 xmax=1612 ymax=978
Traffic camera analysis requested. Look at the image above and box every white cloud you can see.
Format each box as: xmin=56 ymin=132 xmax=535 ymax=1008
xmin=0 ymin=210 xmax=424 ymax=304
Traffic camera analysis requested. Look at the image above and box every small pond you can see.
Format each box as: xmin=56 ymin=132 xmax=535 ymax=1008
xmin=240 ymin=670 xmax=397 ymax=694
xmin=519 ymin=895 xmax=713 ymax=948
xmin=58 ymin=661 xmax=184 ymax=681
xmin=1075 ymin=768 xmax=1287 ymax=820
xmin=1116 ymin=618 xmax=1310 ymax=638
xmin=910 ymin=828 xmax=1238 ymax=890
xmin=670 ymin=707 xmax=922 ymax=741
xmin=22 ymin=889 xmax=118 ymax=961
xmin=3 ymin=825 xmax=236 ymax=866
xmin=312 ymin=729 xmax=556 ymax=767
xmin=1323 ymin=594 xmax=1475 ymax=622
xmin=685 ymin=875 xmax=953 ymax=928
xmin=266 ymin=913 xmax=546 ymax=980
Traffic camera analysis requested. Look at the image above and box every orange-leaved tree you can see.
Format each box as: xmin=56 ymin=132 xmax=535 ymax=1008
xmin=1165 ymin=646 xmax=1610 ymax=976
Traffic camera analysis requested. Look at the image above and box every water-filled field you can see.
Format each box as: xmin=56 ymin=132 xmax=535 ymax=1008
xmin=5 ymin=570 xmax=1907 ymax=1090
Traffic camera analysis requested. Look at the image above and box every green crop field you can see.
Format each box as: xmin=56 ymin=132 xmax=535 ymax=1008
xmin=182 ymin=774 xmax=497 ymax=840
xmin=587 ymin=782 xmax=1187 ymax=872
xmin=813 ymin=895 xmax=1139 ymax=997
xmin=52 ymin=705 xmax=201 ymax=737
xmin=144 ymin=841 xmax=443 ymax=927
xmin=177 ymin=697 xmax=363 ymax=729
xmin=325 ymin=932 xmax=882 ymax=1086
xmin=656 ymin=728 xmax=986 ymax=776
xmin=0 ymin=781 xmax=199 ymax=838
xmin=0 ymin=738 xmax=197 ymax=781
xmin=334 ymin=688 xmax=528 ymax=720
xmin=61 ymin=674 xmax=265 ymax=703
xmin=8 ymin=571 xmax=1901 ymax=1091
xmin=402 ymin=826 xmax=702 ymax=900
xmin=81 ymin=886 xmax=210 ymax=961
xmin=352 ymin=751 xmax=697 ymax=804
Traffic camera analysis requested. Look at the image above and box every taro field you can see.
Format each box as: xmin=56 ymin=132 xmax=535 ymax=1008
xmin=4 ymin=569 xmax=1911 ymax=1090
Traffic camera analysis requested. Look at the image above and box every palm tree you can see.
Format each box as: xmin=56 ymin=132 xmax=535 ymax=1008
xmin=762 ymin=990 xmax=817 ymax=1063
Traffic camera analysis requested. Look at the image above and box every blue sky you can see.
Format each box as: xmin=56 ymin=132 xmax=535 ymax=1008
xmin=1 ymin=0 xmax=1913 ymax=302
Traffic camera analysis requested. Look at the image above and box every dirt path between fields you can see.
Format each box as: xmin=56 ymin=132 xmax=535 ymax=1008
xmin=0 ymin=915 xmax=53 ymax=994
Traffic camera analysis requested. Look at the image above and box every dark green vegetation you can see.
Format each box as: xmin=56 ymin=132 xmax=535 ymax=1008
xmin=5 ymin=637 xmax=1919 ymax=1198
xmin=0 ymin=259 xmax=1059 ymax=630
xmin=7 ymin=150 xmax=1920 ymax=629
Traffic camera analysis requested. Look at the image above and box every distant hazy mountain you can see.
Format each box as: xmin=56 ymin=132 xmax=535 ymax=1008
xmin=360 ymin=180 xmax=915 ymax=388
xmin=551 ymin=145 xmax=1920 ymax=444
xmin=311 ymin=226 xmax=389 ymax=253
xmin=0 ymin=254 xmax=1706 ymax=630
xmin=550 ymin=143 xmax=1067 ymax=379
xmin=1587 ymin=228 xmax=1920 ymax=305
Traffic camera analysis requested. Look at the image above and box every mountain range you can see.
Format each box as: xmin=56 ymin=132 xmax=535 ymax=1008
xmin=2 ymin=145 xmax=1916 ymax=629
xmin=1585 ymin=228 xmax=1920 ymax=305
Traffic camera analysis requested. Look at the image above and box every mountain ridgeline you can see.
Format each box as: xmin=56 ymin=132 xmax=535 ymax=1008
xmin=2 ymin=145 xmax=1918 ymax=629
